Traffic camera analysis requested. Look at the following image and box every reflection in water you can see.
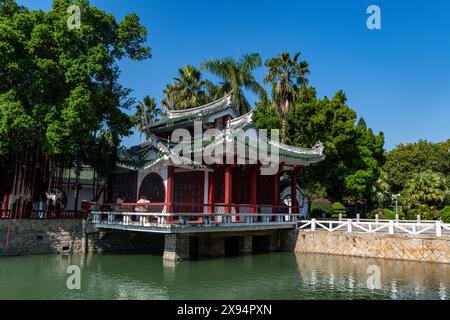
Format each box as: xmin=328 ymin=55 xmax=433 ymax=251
xmin=0 ymin=252 xmax=449 ymax=300
xmin=293 ymin=252 xmax=450 ymax=300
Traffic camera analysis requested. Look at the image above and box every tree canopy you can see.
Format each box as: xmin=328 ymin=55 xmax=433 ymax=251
xmin=201 ymin=53 xmax=267 ymax=114
xmin=383 ymin=139 xmax=450 ymax=193
xmin=162 ymin=64 xmax=211 ymax=111
xmin=254 ymin=87 xmax=385 ymax=206
xmin=264 ymin=51 xmax=310 ymax=143
xmin=0 ymin=0 xmax=150 ymax=207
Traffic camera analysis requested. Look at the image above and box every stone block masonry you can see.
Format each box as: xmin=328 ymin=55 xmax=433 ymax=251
xmin=281 ymin=230 xmax=450 ymax=264
xmin=0 ymin=220 xmax=164 ymax=256
xmin=0 ymin=220 xmax=83 ymax=256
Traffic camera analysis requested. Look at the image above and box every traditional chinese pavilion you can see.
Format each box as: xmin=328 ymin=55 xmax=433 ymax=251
xmin=108 ymin=92 xmax=325 ymax=216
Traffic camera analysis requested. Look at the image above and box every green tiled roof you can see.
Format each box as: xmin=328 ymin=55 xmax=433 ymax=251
xmin=148 ymin=93 xmax=239 ymax=132
xmin=240 ymin=137 xmax=325 ymax=161
xmin=117 ymin=100 xmax=325 ymax=169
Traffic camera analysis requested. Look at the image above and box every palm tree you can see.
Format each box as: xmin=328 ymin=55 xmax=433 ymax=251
xmin=201 ymin=53 xmax=267 ymax=114
xmin=264 ymin=52 xmax=310 ymax=143
xmin=162 ymin=64 xmax=209 ymax=110
xmin=405 ymin=170 xmax=448 ymax=206
xmin=134 ymin=96 xmax=164 ymax=140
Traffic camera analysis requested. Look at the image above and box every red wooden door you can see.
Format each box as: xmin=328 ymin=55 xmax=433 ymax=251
xmin=173 ymin=172 xmax=204 ymax=215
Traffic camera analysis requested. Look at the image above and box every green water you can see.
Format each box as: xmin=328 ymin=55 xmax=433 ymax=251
xmin=0 ymin=252 xmax=449 ymax=300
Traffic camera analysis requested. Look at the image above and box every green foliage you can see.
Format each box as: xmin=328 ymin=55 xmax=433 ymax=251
xmin=404 ymin=170 xmax=447 ymax=206
xmin=371 ymin=170 xmax=391 ymax=207
xmin=0 ymin=91 xmax=33 ymax=155
xmin=368 ymin=208 xmax=403 ymax=220
xmin=383 ymin=140 xmax=450 ymax=193
xmin=0 ymin=0 xmax=150 ymax=182
xmin=410 ymin=204 xmax=440 ymax=221
xmin=201 ymin=53 xmax=267 ymax=114
xmin=133 ymin=96 xmax=163 ymax=137
xmin=440 ymin=206 xmax=450 ymax=223
xmin=331 ymin=202 xmax=346 ymax=218
xmin=264 ymin=51 xmax=309 ymax=143
xmin=162 ymin=64 xmax=211 ymax=110
xmin=368 ymin=208 xmax=383 ymax=219
xmin=285 ymin=88 xmax=385 ymax=204
xmin=252 ymin=102 xmax=281 ymax=134
xmin=382 ymin=208 xmax=394 ymax=219
xmin=310 ymin=197 xmax=332 ymax=218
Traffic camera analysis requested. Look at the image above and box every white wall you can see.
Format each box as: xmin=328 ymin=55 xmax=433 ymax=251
xmin=137 ymin=164 xmax=168 ymax=201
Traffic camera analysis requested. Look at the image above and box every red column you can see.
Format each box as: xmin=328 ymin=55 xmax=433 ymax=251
xmin=224 ymin=166 xmax=232 ymax=214
xmin=290 ymin=170 xmax=298 ymax=214
xmin=2 ymin=193 xmax=9 ymax=219
xmin=249 ymin=166 xmax=257 ymax=214
xmin=272 ymin=172 xmax=280 ymax=213
xmin=166 ymin=166 xmax=174 ymax=217
xmin=208 ymin=171 xmax=215 ymax=214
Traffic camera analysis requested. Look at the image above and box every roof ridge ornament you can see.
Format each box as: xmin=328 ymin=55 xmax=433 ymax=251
xmin=165 ymin=91 xmax=233 ymax=118
xmin=313 ymin=141 xmax=324 ymax=154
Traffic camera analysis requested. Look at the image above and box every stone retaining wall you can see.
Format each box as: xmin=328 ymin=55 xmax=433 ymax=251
xmin=0 ymin=220 xmax=164 ymax=256
xmin=281 ymin=230 xmax=450 ymax=264
xmin=0 ymin=220 xmax=83 ymax=256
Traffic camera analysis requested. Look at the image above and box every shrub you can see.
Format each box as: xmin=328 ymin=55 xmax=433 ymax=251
xmin=310 ymin=198 xmax=332 ymax=218
xmin=411 ymin=204 xmax=440 ymax=220
xmin=331 ymin=202 xmax=346 ymax=218
xmin=368 ymin=208 xmax=404 ymax=220
xmin=382 ymin=208 xmax=396 ymax=220
xmin=368 ymin=208 xmax=383 ymax=219
xmin=440 ymin=206 xmax=450 ymax=223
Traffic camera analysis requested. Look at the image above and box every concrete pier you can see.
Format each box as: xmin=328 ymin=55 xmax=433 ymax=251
xmin=163 ymin=234 xmax=190 ymax=261
xmin=239 ymin=236 xmax=252 ymax=254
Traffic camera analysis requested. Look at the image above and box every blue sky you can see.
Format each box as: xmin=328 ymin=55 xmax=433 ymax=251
xmin=17 ymin=0 xmax=450 ymax=150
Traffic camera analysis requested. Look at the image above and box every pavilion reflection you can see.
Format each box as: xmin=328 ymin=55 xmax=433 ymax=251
xmin=293 ymin=252 xmax=450 ymax=300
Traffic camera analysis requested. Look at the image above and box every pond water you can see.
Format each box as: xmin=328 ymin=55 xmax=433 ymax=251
xmin=0 ymin=252 xmax=448 ymax=300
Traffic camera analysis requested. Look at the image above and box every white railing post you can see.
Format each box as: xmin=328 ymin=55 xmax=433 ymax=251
xmin=356 ymin=214 xmax=360 ymax=222
xmin=375 ymin=214 xmax=379 ymax=224
xmin=395 ymin=214 xmax=399 ymax=223
xmin=339 ymin=213 xmax=342 ymax=221
xmin=389 ymin=220 xmax=394 ymax=234
xmin=436 ymin=220 xmax=442 ymax=237
xmin=347 ymin=219 xmax=352 ymax=232
xmin=311 ymin=218 xmax=316 ymax=231
xmin=417 ymin=215 xmax=421 ymax=224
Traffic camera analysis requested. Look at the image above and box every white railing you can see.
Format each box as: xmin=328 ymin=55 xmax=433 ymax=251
xmin=298 ymin=219 xmax=450 ymax=238
xmin=90 ymin=211 xmax=301 ymax=229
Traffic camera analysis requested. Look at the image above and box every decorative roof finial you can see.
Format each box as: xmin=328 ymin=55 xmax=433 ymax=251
xmin=313 ymin=141 xmax=324 ymax=154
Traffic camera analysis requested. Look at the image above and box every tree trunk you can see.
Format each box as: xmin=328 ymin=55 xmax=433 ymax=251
xmin=280 ymin=99 xmax=290 ymax=144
